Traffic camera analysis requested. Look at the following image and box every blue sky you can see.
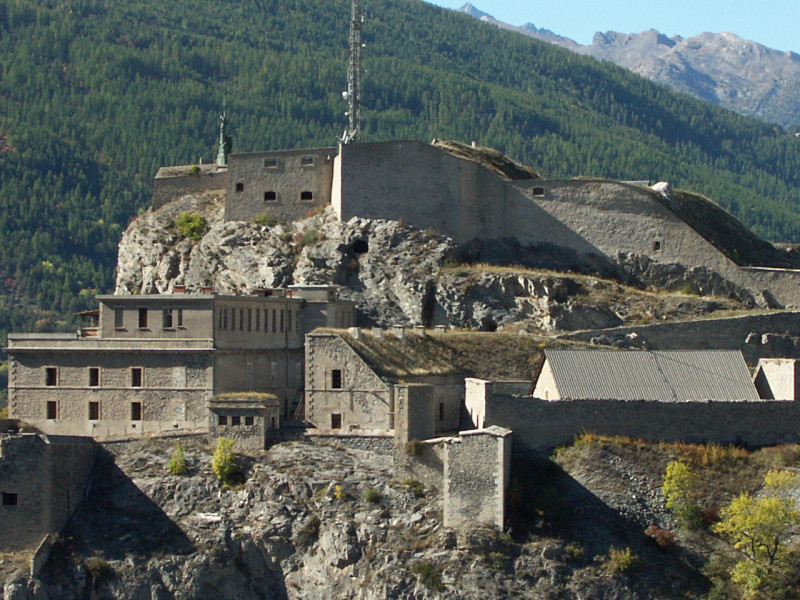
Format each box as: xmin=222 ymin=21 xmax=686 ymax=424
xmin=425 ymin=0 xmax=800 ymax=54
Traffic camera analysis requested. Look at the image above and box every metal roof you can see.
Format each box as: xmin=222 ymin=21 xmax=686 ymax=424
xmin=544 ymin=349 xmax=759 ymax=401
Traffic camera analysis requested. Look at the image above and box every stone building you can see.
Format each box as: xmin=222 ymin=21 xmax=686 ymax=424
xmin=304 ymin=328 xmax=463 ymax=444
xmin=7 ymin=287 xmax=355 ymax=440
xmin=0 ymin=421 xmax=96 ymax=552
xmin=753 ymin=358 xmax=800 ymax=400
xmin=208 ymin=393 xmax=282 ymax=452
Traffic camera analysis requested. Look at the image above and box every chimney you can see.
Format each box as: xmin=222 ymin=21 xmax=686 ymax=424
xmin=200 ymin=285 xmax=213 ymax=294
xmin=392 ymin=326 xmax=406 ymax=340
xmin=348 ymin=327 xmax=361 ymax=340
xmin=173 ymin=284 xmax=186 ymax=294
xmin=371 ymin=327 xmax=384 ymax=340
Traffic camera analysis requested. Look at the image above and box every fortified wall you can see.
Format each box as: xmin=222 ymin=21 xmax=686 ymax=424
xmin=152 ymin=164 xmax=227 ymax=210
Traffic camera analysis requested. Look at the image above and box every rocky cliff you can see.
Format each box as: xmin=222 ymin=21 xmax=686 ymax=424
xmin=115 ymin=191 xmax=749 ymax=333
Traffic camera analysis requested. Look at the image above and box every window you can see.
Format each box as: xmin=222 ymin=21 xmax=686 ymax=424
xmin=114 ymin=308 xmax=124 ymax=328
xmin=131 ymin=367 xmax=143 ymax=388
xmin=231 ymin=416 xmax=241 ymax=426
xmin=532 ymin=186 xmax=545 ymax=197
xmin=2 ymin=492 xmax=18 ymax=506
xmin=247 ymin=309 xmax=252 ymax=332
xmin=439 ymin=402 xmax=445 ymax=421
xmin=239 ymin=309 xmax=244 ymax=331
xmin=300 ymin=191 xmax=313 ymax=201
xmin=223 ymin=308 xmax=228 ymax=330
xmin=88 ymin=368 xmax=100 ymax=387
xmin=264 ymin=157 xmax=278 ymax=168
xmin=245 ymin=416 xmax=254 ymax=426
xmin=138 ymin=308 xmax=148 ymax=328
xmin=288 ymin=310 xmax=292 ymax=331
xmin=89 ymin=402 xmax=100 ymax=421
xmin=235 ymin=182 xmax=244 ymax=192
xmin=264 ymin=191 xmax=277 ymax=202
xmin=300 ymin=155 xmax=314 ymax=166
xmin=218 ymin=415 xmax=228 ymax=426
xmin=162 ymin=308 xmax=174 ymax=328
xmin=46 ymin=401 xmax=57 ymax=420
xmin=280 ymin=310 xmax=284 ymax=332
xmin=331 ymin=414 xmax=342 ymax=429
xmin=331 ymin=369 xmax=343 ymax=389
xmin=176 ymin=309 xmax=183 ymax=327
xmin=218 ymin=308 xmax=223 ymax=329
xmin=272 ymin=310 xmax=277 ymax=333
xmin=45 ymin=367 xmax=58 ymax=387
xmin=255 ymin=309 xmax=260 ymax=332
xmin=270 ymin=417 xmax=276 ymax=429
xmin=652 ymin=240 xmax=662 ymax=251
xmin=131 ymin=402 xmax=142 ymax=421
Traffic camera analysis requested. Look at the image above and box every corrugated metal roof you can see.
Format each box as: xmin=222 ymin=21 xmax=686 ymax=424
xmin=544 ymin=349 xmax=759 ymax=401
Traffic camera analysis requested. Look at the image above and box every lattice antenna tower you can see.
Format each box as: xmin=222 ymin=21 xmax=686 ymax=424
xmin=341 ymin=0 xmax=364 ymax=144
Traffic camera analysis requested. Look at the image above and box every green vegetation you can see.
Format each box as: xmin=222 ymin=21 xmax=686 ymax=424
xmin=411 ymin=560 xmax=444 ymax=591
xmin=363 ymin=487 xmax=382 ymax=504
xmin=605 ymin=547 xmax=641 ymax=574
xmin=296 ymin=514 xmax=321 ymax=549
xmin=211 ymin=437 xmax=237 ymax=485
xmin=167 ymin=443 xmax=187 ymax=475
xmin=713 ymin=470 xmax=800 ymax=598
xmin=1 ymin=0 xmax=800 ymax=349
xmin=253 ymin=212 xmax=279 ymax=227
xmin=403 ymin=479 xmax=425 ymax=499
xmin=174 ymin=211 xmax=208 ymax=241
xmin=84 ymin=556 xmax=114 ymax=581
xmin=662 ymin=460 xmax=703 ymax=530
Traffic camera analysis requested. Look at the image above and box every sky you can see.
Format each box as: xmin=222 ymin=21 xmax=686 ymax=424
xmin=425 ymin=0 xmax=800 ymax=54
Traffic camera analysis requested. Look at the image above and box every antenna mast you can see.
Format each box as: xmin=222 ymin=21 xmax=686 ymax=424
xmin=341 ymin=0 xmax=363 ymax=144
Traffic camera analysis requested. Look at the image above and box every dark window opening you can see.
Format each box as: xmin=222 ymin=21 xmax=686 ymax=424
xmin=245 ymin=416 xmax=254 ymax=426
xmin=247 ymin=309 xmax=252 ymax=331
xmin=138 ymin=308 xmax=148 ymax=328
xmin=46 ymin=401 xmax=57 ymax=420
xmin=351 ymin=239 xmax=369 ymax=254
xmin=162 ymin=308 xmax=173 ymax=328
xmin=652 ymin=240 xmax=661 ymax=251
xmin=239 ymin=309 xmax=244 ymax=331
xmin=264 ymin=157 xmax=278 ymax=168
xmin=89 ymin=368 xmax=100 ymax=387
xmin=438 ymin=402 xmax=445 ymax=421
xmin=45 ymin=367 xmax=58 ymax=387
xmin=300 ymin=191 xmax=313 ymax=201
xmin=300 ymin=156 xmax=314 ymax=166
xmin=235 ymin=182 xmax=244 ymax=192
xmin=331 ymin=414 xmax=342 ymax=429
xmin=264 ymin=191 xmax=277 ymax=202
xmin=2 ymin=492 xmax=18 ymax=506
xmin=231 ymin=416 xmax=241 ymax=426
xmin=532 ymin=187 xmax=545 ymax=197
xmin=270 ymin=416 xmax=276 ymax=429
xmin=131 ymin=367 xmax=143 ymax=388
xmin=280 ymin=310 xmax=284 ymax=332
xmin=114 ymin=309 xmax=124 ymax=328
xmin=288 ymin=310 xmax=292 ymax=331
xmin=131 ymin=402 xmax=142 ymax=421
xmin=177 ymin=309 xmax=183 ymax=327
xmin=218 ymin=415 xmax=228 ymax=426
xmin=89 ymin=402 xmax=100 ymax=421
xmin=331 ymin=369 xmax=343 ymax=389
xmin=272 ymin=310 xmax=276 ymax=332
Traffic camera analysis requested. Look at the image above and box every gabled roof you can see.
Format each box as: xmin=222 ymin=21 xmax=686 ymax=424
xmin=543 ymin=349 xmax=759 ymax=401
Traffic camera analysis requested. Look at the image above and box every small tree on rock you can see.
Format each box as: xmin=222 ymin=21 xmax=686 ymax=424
xmin=212 ymin=437 xmax=237 ymax=484
xmin=662 ymin=460 xmax=702 ymax=529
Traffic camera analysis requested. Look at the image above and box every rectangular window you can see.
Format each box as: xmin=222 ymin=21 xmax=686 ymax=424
xmin=131 ymin=367 xmax=143 ymax=388
xmin=301 ymin=155 xmax=315 ymax=166
xmin=231 ymin=415 xmax=241 ymax=426
xmin=223 ymin=308 xmax=228 ymax=330
xmin=45 ymin=367 xmax=58 ymax=387
xmin=2 ymin=492 xmax=18 ymax=506
xmin=218 ymin=415 xmax=228 ymax=426
xmin=439 ymin=402 xmax=445 ymax=421
xmin=162 ymin=308 xmax=173 ymax=329
xmin=218 ymin=308 xmax=223 ymax=329
xmin=176 ymin=309 xmax=183 ymax=327
xmin=245 ymin=416 xmax=254 ymax=426
xmin=131 ymin=402 xmax=142 ymax=421
xmin=288 ymin=310 xmax=292 ymax=331
xmin=88 ymin=367 xmax=100 ymax=387
xmin=280 ymin=310 xmax=284 ymax=333
xmin=264 ymin=157 xmax=278 ymax=168
xmin=114 ymin=308 xmax=124 ymax=328
xmin=247 ymin=309 xmax=252 ymax=332
xmin=138 ymin=308 xmax=148 ymax=328
xmin=331 ymin=369 xmax=343 ymax=389
xmin=46 ymin=401 xmax=57 ymax=420
xmin=239 ymin=309 xmax=244 ymax=331
xmin=255 ymin=309 xmax=260 ymax=332
xmin=272 ymin=310 xmax=276 ymax=333
xmin=89 ymin=402 xmax=100 ymax=421
xmin=331 ymin=414 xmax=342 ymax=429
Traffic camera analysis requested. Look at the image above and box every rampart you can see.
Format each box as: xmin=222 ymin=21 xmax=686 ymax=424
xmin=152 ymin=165 xmax=227 ymax=209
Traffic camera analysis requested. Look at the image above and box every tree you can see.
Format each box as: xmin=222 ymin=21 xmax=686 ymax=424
xmin=662 ymin=460 xmax=702 ymax=529
xmin=174 ymin=212 xmax=208 ymax=241
xmin=713 ymin=469 xmax=800 ymax=598
xmin=212 ymin=437 xmax=237 ymax=484
xmin=168 ymin=443 xmax=187 ymax=475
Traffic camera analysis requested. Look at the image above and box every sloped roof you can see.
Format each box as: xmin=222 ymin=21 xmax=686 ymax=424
xmin=544 ymin=349 xmax=759 ymax=401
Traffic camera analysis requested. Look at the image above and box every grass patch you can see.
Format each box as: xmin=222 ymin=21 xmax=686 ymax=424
xmin=411 ymin=560 xmax=444 ymax=591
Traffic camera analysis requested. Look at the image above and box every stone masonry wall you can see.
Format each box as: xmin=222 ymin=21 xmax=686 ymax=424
xmin=152 ymin=171 xmax=227 ymax=209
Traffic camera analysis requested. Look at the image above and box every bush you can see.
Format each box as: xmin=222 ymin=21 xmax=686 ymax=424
xmin=484 ymin=551 xmax=508 ymax=570
xmin=174 ymin=211 xmax=208 ymax=241
xmin=662 ymin=460 xmax=703 ymax=529
xmin=645 ymin=524 xmax=678 ymax=551
xmin=85 ymin=556 xmax=114 ymax=581
xmin=363 ymin=487 xmax=382 ymax=504
xmin=411 ymin=560 xmax=444 ymax=591
xmin=403 ymin=479 xmax=425 ymax=499
xmin=605 ymin=547 xmax=642 ymax=574
xmin=0 ymin=406 xmax=7 ymax=419
xmin=296 ymin=515 xmax=320 ymax=549
xmin=565 ymin=541 xmax=584 ymax=561
xmin=168 ymin=443 xmax=187 ymax=475
xmin=296 ymin=228 xmax=320 ymax=248
xmin=212 ymin=437 xmax=237 ymax=484
xmin=189 ymin=164 xmax=201 ymax=175
xmin=254 ymin=212 xmax=278 ymax=227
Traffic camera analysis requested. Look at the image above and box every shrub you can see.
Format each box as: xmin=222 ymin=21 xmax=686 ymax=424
xmin=334 ymin=484 xmax=349 ymax=501
xmin=168 ymin=443 xmax=187 ymax=475
xmin=85 ymin=556 xmax=114 ymax=581
xmin=484 ymin=551 xmax=508 ymax=571
xmin=297 ymin=228 xmax=320 ymax=248
xmin=363 ymin=487 xmax=382 ymax=504
xmin=212 ymin=437 xmax=237 ymax=484
xmin=662 ymin=460 xmax=703 ymax=529
xmin=605 ymin=547 xmax=642 ymax=574
xmin=0 ymin=406 xmax=7 ymax=419
xmin=645 ymin=524 xmax=678 ymax=551
xmin=296 ymin=515 xmax=320 ymax=549
xmin=403 ymin=479 xmax=425 ymax=499
xmin=174 ymin=211 xmax=208 ymax=241
xmin=565 ymin=541 xmax=584 ymax=561
xmin=411 ymin=560 xmax=444 ymax=591
xmin=189 ymin=164 xmax=201 ymax=175
xmin=254 ymin=212 xmax=278 ymax=227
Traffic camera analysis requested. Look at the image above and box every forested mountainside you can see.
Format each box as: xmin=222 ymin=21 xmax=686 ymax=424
xmin=1 ymin=0 xmax=800 ymax=344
